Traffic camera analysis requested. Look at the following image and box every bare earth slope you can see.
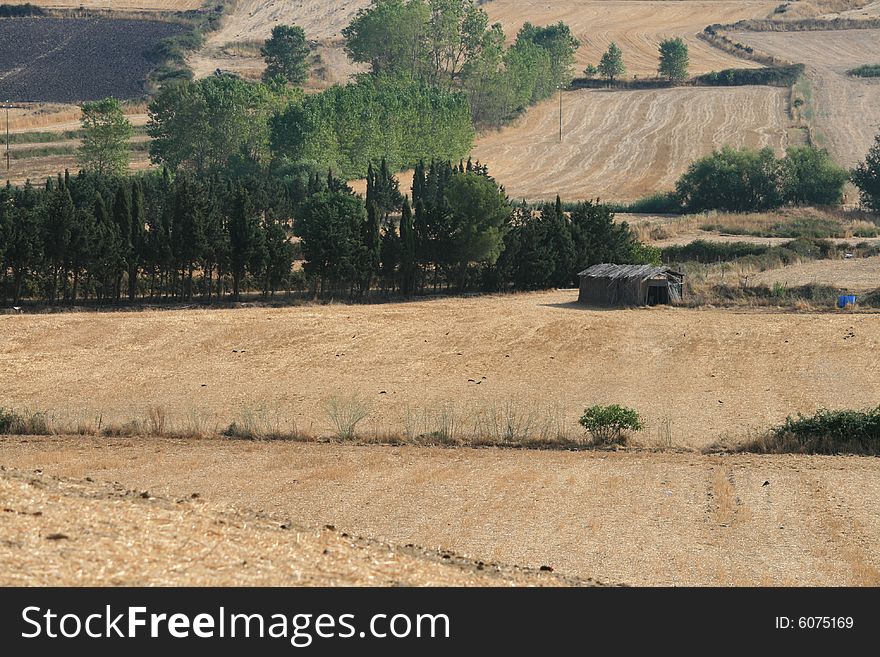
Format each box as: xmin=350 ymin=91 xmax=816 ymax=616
xmin=2 ymin=291 xmax=878 ymax=449
xmin=729 ymin=29 xmax=880 ymax=168
xmin=0 ymin=465 xmax=584 ymax=586
xmin=473 ymin=85 xmax=789 ymax=201
xmin=3 ymin=439 xmax=879 ymax=586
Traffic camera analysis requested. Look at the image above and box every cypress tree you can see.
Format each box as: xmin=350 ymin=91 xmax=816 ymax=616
xmin=128 ymin=180 xmax=146 ymax=301
xmin=112 ymin=184 xmax=131 ymax=301
xmin=399 ymin=196 xmax=416 ymax=296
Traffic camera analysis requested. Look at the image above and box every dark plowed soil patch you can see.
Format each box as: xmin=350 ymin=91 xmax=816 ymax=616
xmin=0 ymin=17 xmax=187 ymax=102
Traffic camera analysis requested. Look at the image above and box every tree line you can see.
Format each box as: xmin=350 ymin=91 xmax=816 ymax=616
xmin=0 ymin=159 xmax=654 ymax=307
xmin=0 ymin=169 xmax=296 ymax=306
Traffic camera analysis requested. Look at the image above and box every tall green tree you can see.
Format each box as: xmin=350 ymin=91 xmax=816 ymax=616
xmin=262 ymin=24 xmax=311 ymax=86
xmin=77 ymin=98 xmax=133 ymax=176
xmin=598 ymin=42 xmax=625 ymax=82
xmin=782 ymin=146 xmax=849 ymax=206
xmin=676 ymin=146 xmax=784 ymax=212
xmin=295 ymin=191 xmax=367 ymax=295
xmin=399 ymin=196 xmax=417 ymax=295
xmin=227 ymin=185 xmax=263 ymax=301
xmin=852 ymin=133 xmax=880 ymax=213
xmin=148 ymin=75 xmax=294 ymax=173
xmin=443 ymin=171 xmax=511 ymax=290
xmin=111 ymin=184 xmax=132 ymax=300
xmin=516 ymin=21 xmax=581 ymax=89
xmin=43 ymin=184 xmax=75 ymax=302
xmin=658 ymin=37 xmax=689 ymax=82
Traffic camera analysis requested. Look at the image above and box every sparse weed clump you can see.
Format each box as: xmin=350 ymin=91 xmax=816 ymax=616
xmin=579 ymin=405 xmax=643 ymax=446
xmin=323 ymin=393 xmax=372 ymax=441
xmin=0 ymin=407 xmax=51 ymax=435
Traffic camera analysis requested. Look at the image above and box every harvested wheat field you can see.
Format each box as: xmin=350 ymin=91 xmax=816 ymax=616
xmin=473 ymin=85 xmax=788 ymax=201
xmin=729 ymin=29 xmax=880 ymax=168
xmin=2 ymin=291 xmax=879 ymax=449
xmin=187 ymin=0 xmax=369 ymax=85
xmin=485 ymin=0 xmax=775 ymax=76
xmin=2 ymin=438 xmax=879 ymax=586
xmin=5 ymin=151 xmax=152 ymax=185
xmin=186 ymin=0 xmax=772 ymax=86
xmin=0 ymin=466 xmax=583 ymax=586
xmin=752 ymin=255 xmax=880 ymax=290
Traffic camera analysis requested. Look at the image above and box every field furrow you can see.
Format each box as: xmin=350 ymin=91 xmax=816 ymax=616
xmin=473 ymin=85 xmax=789 ymax=201
xmin=729 ymin=29 xmax=880 ymax=168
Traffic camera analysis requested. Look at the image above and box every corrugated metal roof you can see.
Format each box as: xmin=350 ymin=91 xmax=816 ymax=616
xmin=577 ymin=264 xmax=680 ymax=280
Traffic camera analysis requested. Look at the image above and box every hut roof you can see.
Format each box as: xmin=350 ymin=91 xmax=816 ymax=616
xmin=577 ymin=264 xmax=682 ymax=280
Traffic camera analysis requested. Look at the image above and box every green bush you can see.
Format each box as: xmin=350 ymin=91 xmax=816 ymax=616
xmin=0 ymin=3 xmax=44 ymax=17
xmin=578 ymin=404 xmax=643 ymax=446
xmin=848 ymin=64 xmax=880 ymax=78
xmin=694 ymin=64 xmax=804 ymax=87
xmin=0 ymin=407 xmax=22 ymax=434
xmin=611 ymin=192 xmax=682 ymax=214
xmin=743 ymin=407 xmax=880 ymax=455
xmin=662 ymin=239 xmax=769 ymax=264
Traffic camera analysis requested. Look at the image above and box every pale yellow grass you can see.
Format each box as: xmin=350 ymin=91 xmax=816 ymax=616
xmin=472 ymin=85 xmax=789 ymax=201
xmin=2 ymin=291 xmax=879 ymax=449
xmin=729 ymin=29 xmax=880 ymax=168
xmin=752 ymin=255 xmax=880 ymax=290
xmin=3 ymin=150 xmax=153 ymax=185
xmin=3 ymin=438 xmax=879 ymax=586
xmin=0 ymin=466 xmax=581 ymax=586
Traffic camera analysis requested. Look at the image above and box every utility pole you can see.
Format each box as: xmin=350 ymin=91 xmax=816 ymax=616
xmin=5 ymin=101 xmax=9 ymax=175
xmin=558 ymin=86 xmax=563 ymax=143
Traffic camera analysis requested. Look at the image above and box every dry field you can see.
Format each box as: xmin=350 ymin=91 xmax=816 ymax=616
xmin=0 ymin=466 xmax=582 ymax=586
xmin=752 ymin=254 xmax=880 ymax=290
xmin=485 ymin=0 xmax=776 ymax=77
xmin=2 ymin=290 xmax=878 ymax=449
xmin=2 ymin=438 xmax=879 ymax=586
xmin=187 ymin=0 xmax=369 ymax=86
xmin=0 ymin=1 xmax=202 ymax=9
xmin=187 ymin=1 xmax=773 ymax=86
xmin=473 ymin=85 xmax=789 ymax=201
xmin=728 ymin=29 xmax=880 ymax=168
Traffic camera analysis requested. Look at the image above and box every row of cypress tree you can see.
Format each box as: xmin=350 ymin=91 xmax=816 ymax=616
xmin=1 ymin=160 xmax=653 ymax=306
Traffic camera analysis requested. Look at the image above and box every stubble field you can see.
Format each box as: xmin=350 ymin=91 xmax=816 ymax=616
xmin=473 ymin=85 xmax=789 ymax=201
xmin=2 ymin=290 xmax=877 ymax=449
xmin=727 ymin=28 xmax=880 ymax=168
xmin=2 ymin=438 xmax=878 ymax=586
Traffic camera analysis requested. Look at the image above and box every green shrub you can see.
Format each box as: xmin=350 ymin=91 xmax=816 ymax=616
xmin=0 ymin=407 xmax=23 ymax=434
xmin=848 ymin=64 xmax=880 ymax=78
xmin=743 ymin=407 xmax=880 ymax=455
xmin=611 ymin=192 xmax=683 ymax=214
xmin=662 ymin=239 xmax=769 ymax=264
xmin=0 ymin=3 xmax=44 ymax=17
xmin=694 ymin=64 xmax=804 ymax=87
xmin=578 ymin=404 xmax=643 ymax=446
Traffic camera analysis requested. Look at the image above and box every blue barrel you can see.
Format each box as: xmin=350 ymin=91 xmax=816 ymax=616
xmin=837 ymin=295 xmax=857 ymax=309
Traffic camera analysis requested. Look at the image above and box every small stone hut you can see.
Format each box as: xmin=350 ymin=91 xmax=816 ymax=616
xmin=577 ymin=264 xmax=684 ymax=306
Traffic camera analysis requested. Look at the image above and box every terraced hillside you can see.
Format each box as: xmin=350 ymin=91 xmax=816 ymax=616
xmin=727 ymin=29 xmax=880 ymax=169
xmin=485 ymin=0 xmax=776 ymax=76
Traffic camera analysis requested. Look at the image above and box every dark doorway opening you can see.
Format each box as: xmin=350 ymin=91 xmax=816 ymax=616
xmin=647 ymin=284 xmax=669 ymax=306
